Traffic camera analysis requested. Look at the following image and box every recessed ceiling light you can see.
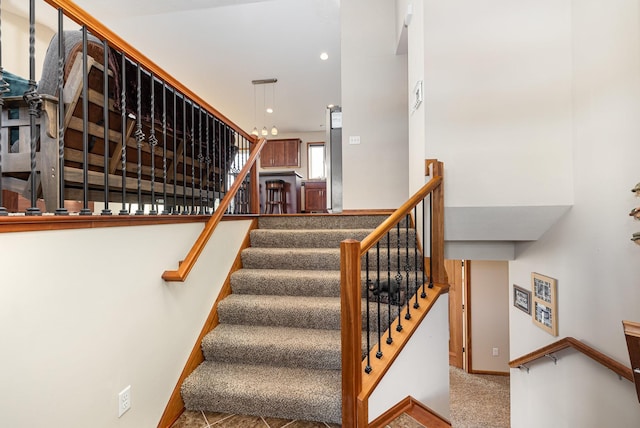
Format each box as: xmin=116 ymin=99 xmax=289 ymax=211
xmin=320 ymin=52 xmax=329 ymax=61
xmin=266 ymin=107 xmax=273 ymax=114
xmin=327 ymin=104 xmax=334 ymax=108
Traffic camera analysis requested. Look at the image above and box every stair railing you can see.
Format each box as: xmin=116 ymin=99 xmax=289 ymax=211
xmin=509 ymin=336 xmax=633 ymax=381
xmin=340 ymin=160 xmax=446 ymax=428
xmin=0 ymin=0 xmax=256 ymax=215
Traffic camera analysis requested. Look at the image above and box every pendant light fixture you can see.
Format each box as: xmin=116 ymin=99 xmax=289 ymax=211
xmin=251 ymin=78 xmax=278 ymax=137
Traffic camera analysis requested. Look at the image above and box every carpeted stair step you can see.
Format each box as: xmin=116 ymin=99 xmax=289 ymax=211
xmin=217 ymin=294 xmax=390 ymax=330
xmin=241 ymin=247 xmax=420 ymax=271
xmin=182 ymin=361 xmax=341 ymax=424
xmin=202 ymin=324 xmax=342 ymax=370
xmin=231 ymin=269 xmax=365 ymax=297
xmin=249 ymin=228 xmax=416 ymax=249
xmin=258 ymin=214 xmax=405 ymax=230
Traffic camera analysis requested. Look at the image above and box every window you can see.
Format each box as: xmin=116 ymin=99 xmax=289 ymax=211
xmin=307 ymin=142 xmax=326 ymax=179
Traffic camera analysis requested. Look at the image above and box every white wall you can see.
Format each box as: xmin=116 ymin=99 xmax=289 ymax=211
xmin=0 ymin=219 xmax=252 ymax=427
xmin=421 ymin=0 xmax=574 ymax=208
xmin=368 ymin=295 xmax=450 ymax=422
xmin=470 ymin=261 xmax=510 ymax=373
xmin=341 ymin=0 xmax=409 ymax=210
xmin=508 ymin=0 xmax=640 ymax=426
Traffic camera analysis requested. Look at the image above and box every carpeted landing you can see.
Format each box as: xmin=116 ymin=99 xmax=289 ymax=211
xmin=181 ymin=214 xmax=419 ymax=425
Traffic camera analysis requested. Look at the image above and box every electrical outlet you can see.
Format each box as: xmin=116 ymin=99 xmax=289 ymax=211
xmin=492 ymin=347 xmax=499 ymax=357
xmin=118 ymin=385 xmax=131 ymax=417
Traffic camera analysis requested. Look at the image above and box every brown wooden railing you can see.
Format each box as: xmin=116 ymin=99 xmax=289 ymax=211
xmin=509 ymin=336 xmax=633 ymax=382
xmin=162 ymin=137 xmax=265 ymax=282
xmin=340 ymin=161 xmax=447 ymax=428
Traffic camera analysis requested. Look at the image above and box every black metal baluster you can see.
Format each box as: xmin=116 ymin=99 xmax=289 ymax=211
xmin=386 ymin=232 xmax=392 ymax=345
xmin=190 ymin=103 xmax=195 ymax=214
xmin=429 ymin=192 xmax=434 ymax=288
xmin=205 ymin=113 xmax=211 ymax=214
xmin=118 ymin=54 xmax=128 ymax=215
xmin=24 ymin=0 xmax=42 ymax=215
xmin=413 ymin=205 xmax=420 ymax=309
xmin=181 ymin=97 xmax=187 ymax=214
xmin=101 ymin=39 xmax=111 ymax=215
xmin=394 ymin=225 xmax=403 ymax=332
xmin=171 ymin=91 xmax=178 ymax=214
xmin=148 ymin=73 xmax=157 ymax=215
xmin=134 ymin=63 xmax=144 ymax=215
xmin=364 ymin=251 xmax=372 ymax=374
xmin=404 ymin=214 xmax=411 ymax=320
xmin=421 ymin=198 xmax=427 ymax=298
xmin=161 ymin=82 xmax=168 ymax=215
xmin=54 ymin=9 xmax=67 ymax=216
xmin=78 ymin=26 xmax=91 ymax=215
xmin=197 ymin=107 xmax=204 ymax=214
xmin=217 ymin=119 xmax=222 ymax=203
xmin=0 ymin=3 xmax=9 ymax=216
xmin=376 ymin=241 xmax=383 ymax=358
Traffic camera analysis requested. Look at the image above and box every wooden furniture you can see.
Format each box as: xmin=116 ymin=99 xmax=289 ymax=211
xmin=265 ymin=180 xmax=286 ymax=214
xmin=260 ymin=138 xmax=300 ymax=168
xmin=623 ymin=320 xmax=640 ymax=402
xmin=259 ymin=171 xmax=301 ymax=213
xmin=303 ymin=180 xmax=327 ymax=212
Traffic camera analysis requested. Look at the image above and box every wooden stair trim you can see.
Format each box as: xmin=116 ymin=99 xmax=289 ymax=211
xmin=622 ymin=320 xmax=640 ymax=402
xmin=369 ymin=395 xmax=451 ymax=428
xmin=508 ymin=336 xmax=633 ymax=382
xmin=157 ymin=218 xmax=258 ymax=428
xmin=162 ymin=138 xmax=266 ymax=282
xmin=356 ymin=283 xmax=449 ymax=427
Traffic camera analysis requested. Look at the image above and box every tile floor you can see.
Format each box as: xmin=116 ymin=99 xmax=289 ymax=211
xmin=170 ymin=410 xmax=426 ymax=428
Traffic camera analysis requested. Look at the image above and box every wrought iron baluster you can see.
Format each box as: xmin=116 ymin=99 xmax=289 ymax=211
xmin=24 ymin=0 xmax=42 ymax=215
xmin=54 ymin=9 xmax=67 ymax=216
xmin=197 ymin=107 xmax=204 ymax=214
xmin=78 ymin=26 xmax=91 ymax=215
xmin=404 ymin=213 xmax=411 ymax=320
xmin=101 ymin=39 xmax=111 ymax=215
xmin=421 ymin=198 xmax=427 ymax=298
xmin=190 ymin=102 xmax=195 ymax=214
xmin=205 ymin=113 xmax=211 ymax=214
xmin=171 ymin=90 xmax=178 ymax=214
xmin=429 ymin=192 xmax=434 ymax=288
xmin=394 ymin=225 xmax=403 ymax=331
xmin=181 ymin=97 xmax=187 ymax=214
xmin=364 ymin=251 xmax=371 ymax=374
xmin=376 ymin=242 xmax=383 ymax=358
xmin=386 ymin=232 xmax=392 ymax=345
xmin=161 ymin=82 xmax=168 ymax=214
xmin=148 ymin=73 xmax=158 ymax=215
xmin=134 ymin=63 xmax=144 ymax=215
xmin=118 ymin=54 xmax=128 ymax=215
xmin=0 ymin=3 xmax=9 ymax=216
xmin=413 ymin=205 xmax=420 ymax=309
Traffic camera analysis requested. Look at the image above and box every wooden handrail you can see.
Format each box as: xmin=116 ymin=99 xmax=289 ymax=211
xmin=162 ymin=138 xmax=266 ymax=282
xmin=509 ymin=336 xmax=633 ymax=382
xmin=360 ymin=176 xmax=442 ymax=254
xmin=42 ymin=0 xmax=256 ymax=142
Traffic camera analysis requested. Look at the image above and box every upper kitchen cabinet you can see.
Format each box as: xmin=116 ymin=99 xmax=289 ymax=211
xmin=261 ymin=138 xmax=301 ymax=168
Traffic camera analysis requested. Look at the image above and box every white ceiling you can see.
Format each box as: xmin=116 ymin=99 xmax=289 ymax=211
xmin=68 ymin=0 xmax=341 ymax=135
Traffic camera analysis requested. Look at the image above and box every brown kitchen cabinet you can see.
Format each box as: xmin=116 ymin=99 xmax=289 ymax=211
xmin=304 ymin=181 xmax=327 ymax=213
xmin=261 ymin=138 xmax=301 ymax=168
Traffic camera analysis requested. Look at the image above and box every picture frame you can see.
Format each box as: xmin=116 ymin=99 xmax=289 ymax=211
xmin=513 ymin=284 xmax=531 ymax=314
xmin=531 ymin=272 xmax=558 ymax=336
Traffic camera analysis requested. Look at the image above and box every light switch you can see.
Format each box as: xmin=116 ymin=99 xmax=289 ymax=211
xmin=349 ymin=136 xmax=360 ymax=145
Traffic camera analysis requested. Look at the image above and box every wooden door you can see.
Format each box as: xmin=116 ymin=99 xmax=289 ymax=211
xmin=446 ymin=259 xmax=465 ymax=369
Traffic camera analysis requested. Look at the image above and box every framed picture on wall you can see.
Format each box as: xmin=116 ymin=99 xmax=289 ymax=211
xmin=531 ymin=272 xmax=558 ymax=336
xmin=513 ymin=284 xmax=531 ymax=314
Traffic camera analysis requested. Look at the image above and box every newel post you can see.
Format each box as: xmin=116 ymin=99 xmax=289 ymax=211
xmin=249 ymin=140 xmax=260 ymax=214
xmin=341 ymin=239 xmax=362 ymax=428
xmin=431 ymin=161 xmax=446 ymax=284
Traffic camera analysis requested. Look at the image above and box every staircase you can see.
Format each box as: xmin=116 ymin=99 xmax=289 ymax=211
xmin=181 ymin=214 xmax=419 ymax=425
